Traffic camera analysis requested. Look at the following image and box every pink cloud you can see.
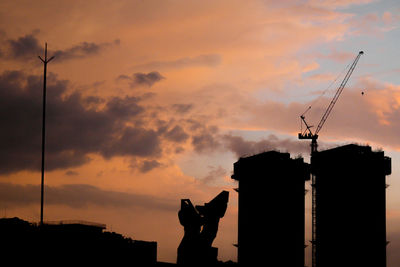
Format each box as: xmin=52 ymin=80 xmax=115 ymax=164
xmin=308 ymin=73 xmax=337 ymax=81
xmin=307 ymin=0 xmax=375 ymax=9
xmin=315 ymin=48 xmax=355 ymax=63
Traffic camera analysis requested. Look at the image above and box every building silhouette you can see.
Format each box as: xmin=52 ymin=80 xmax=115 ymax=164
xmin=312 ymin=144 xmax=391 ymax=267
xmin=232 ymin=151 xmax=310 ymax=266
xmin=0 ymin=217 xmax=157 ymax=265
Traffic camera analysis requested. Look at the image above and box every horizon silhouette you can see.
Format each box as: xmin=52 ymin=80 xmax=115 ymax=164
xmin=0 ymin=143 xmax=393 ymax=266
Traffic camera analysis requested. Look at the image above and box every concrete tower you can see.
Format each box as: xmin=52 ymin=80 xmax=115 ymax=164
xmin=232 ymin=151 xmax=310 ymax=266
xmin=312 ymin=144 xmax=391 ymax=267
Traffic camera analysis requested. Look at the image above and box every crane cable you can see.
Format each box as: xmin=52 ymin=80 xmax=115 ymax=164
xmin=301 ymin=60 xmax=353 ymax=117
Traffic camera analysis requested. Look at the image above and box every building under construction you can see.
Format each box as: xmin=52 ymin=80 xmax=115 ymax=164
xmin=232 ymin=151 xmax=310 ymax=266
xmin=312 ymin=144 xmax=391 ymax=267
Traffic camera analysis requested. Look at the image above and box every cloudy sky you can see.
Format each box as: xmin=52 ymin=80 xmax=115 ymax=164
xmin=1 ymin=0 xmax=400 ymax=265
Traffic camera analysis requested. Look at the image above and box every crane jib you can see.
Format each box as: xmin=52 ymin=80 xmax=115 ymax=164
xmin=298 ymin=51 xmax=363 ymax=141
xmin=315 ymin=51 xmax=363 ymax=135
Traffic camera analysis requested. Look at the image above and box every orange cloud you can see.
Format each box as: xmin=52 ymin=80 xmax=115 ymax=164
xmin=359 ymin=78 xmax=400 ymax=126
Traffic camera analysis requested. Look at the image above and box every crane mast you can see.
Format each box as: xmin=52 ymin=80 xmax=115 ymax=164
xmin=298 ymin=51 xmax=364 ymax=267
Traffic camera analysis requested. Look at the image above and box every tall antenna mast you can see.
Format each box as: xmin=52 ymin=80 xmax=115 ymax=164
xmin=38 ymin=43 xmax=55 ymax=226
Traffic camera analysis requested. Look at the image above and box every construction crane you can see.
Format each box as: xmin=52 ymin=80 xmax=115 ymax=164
xmin=298 ymin=51 xmax=364 ymax=267
xmin=298 ymin=51 xmax=364 ymax=154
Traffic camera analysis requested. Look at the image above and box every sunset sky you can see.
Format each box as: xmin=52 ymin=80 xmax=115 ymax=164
xmin=1 ymin=0 xmax=400 ymax=265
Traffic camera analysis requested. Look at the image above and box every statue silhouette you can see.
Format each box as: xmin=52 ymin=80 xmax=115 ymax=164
xmin=177 ymin=191 xmax=229 ymax=265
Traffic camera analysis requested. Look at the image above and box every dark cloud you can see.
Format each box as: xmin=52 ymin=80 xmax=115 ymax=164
xmin=0 ymin=29 xmax=6 ymax=39
xmin=0 ymin=70 xmax=163 ymax=174
xmin=154 ymin=119 xmax=194 ymax=145
xmin=157 ymin=118 xmax=220 ymax=153
xmin=133 ymin=54 xmax=221 ymax=70
xmin=185 ymin=118 xmax=204 ymax=131
xmin=192 ymin=132 xmax=221 ymax=153
xmin=200 ymin=166 xmax=227 ymax=184
xmin=102 ymin=127 xmax=162 ymax=158
xmin=187 ymin=125 xmax=311 ymax=156
xmin=83 ymin=95 xmax=105 ymax=105
xmin=0 ymin=182 xmax=176 ymax=211
xmin=223 ymin=134 xmax=310 ymax=158
xmin=117 ymin=74 xmax=130 ymax=80
xmin=171 ymin=103 xmax=193 ymax=114
xmin=164 ymin=125 xmax=189 ymax=143
xmin=175 ymin=146 xmax=185 ymax=154
xmin=188 ymin=122 xmax=220 ymax=153
xmin=139 ymin=160 xmax=162 ymax=173
xmin=7 ymin=34 xmax=42 ymax=60
xmin=0 ymin=68 xmax=355 ymax=175
xmin=52 ymin=39 xmax=120 ymax=62
xmin=222 ymin=134 xmax=340 ymax=158
xmin=133 ymin=72 xmax=163 ymax=86
xmin=118 ymin=71 xmax=164 ymax=88
xmin=105 ymin=96 xmax=144 ymax=118
xmin=65 ymin=170 xmax=79 ymax=176
xmin=1 ymin=33 xmax=119 ymax=62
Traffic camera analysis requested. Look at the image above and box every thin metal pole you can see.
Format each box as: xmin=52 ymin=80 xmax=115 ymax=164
xmin=38 ymin=43 xmax=54 ymax=226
